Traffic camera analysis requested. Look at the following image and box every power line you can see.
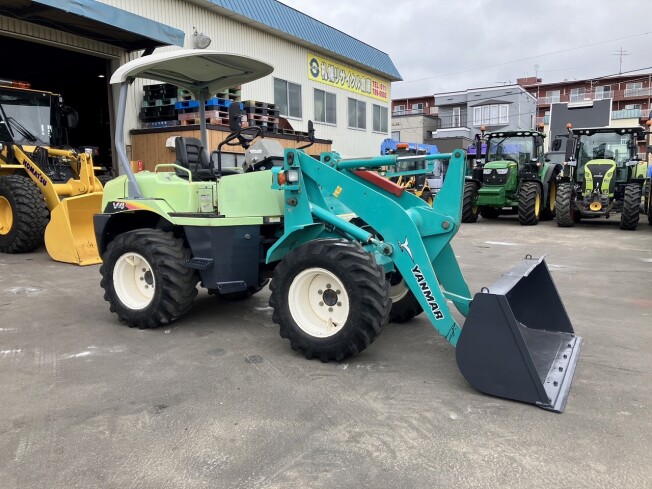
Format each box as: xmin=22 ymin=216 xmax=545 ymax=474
xmin=394 ymin=31 xmax=652 ymax=85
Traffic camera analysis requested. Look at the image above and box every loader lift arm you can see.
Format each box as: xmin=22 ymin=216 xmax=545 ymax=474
xmin=270 ymin=148 xmax=582 ymax=412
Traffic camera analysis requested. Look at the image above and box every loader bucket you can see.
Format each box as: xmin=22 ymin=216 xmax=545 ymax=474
xmin=456 ymin=256 xmax=582 ymax=412
xmin=44 ymin=193 xmax=103 ymax=266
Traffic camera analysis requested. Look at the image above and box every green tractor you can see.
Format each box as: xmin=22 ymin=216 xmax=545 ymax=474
xmin=553 ymin=124 xmax=650 ymax=230
xmin=462 ymin=128 xmax=561 ymax=225
xmin=95 ymin=49 xmax=583 ymax=412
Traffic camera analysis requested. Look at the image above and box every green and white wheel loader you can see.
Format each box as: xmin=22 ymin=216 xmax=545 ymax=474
xmin=95 ymin=50 xmax=582 ymax=412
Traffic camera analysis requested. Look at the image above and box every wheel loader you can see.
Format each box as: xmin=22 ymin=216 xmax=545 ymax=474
xmin=380 ymin=140 xmax=440 ymax=205
xmin=552 ymin=123 xmax=651 ymax=230
xmin=0 ymin=81 xmax=108 ymax=265
xmin=462 ymin=127 xmax=561 ymax=225
xmin=95 ymin=50 xmax=582 ymax=412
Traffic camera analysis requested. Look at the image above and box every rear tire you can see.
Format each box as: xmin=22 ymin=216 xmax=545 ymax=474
xmin=388 ymin=272 xmax=422 ymax=323
xmin=518 ymin=181 xmax=541 ymax=225
xmin=555 ymin=183 xmax=575 ymax=227
xmin=269 ymin=239 xmax=391 ymax=362
xmin=540 ymin=179 xmax=557 ymax=221
xmin=462 ymin=181 xmax=479 ymax=223
xmin=100 ymin=229 xmax=199 ymax=328
xmin=420 ymin=189 xmax=433 ymax=207
xmin=619 ymin=184 xmax=640 ymax=230
xmin=0 ymin=175 xmax=49 ymax=253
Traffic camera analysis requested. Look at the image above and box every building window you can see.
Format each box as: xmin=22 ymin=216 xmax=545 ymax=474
xmin=348 ymin=98 xmax=366 ymax=130
xmin=274 ymin=78 xmax=302 ymax=118
xmin=594 ymin=85 xmax=612 ymax=100
xmin=314 ymin=89 xmax=336 ymax=124
xmin=473 ymin=104 xmax=509 ymax=126
xmin=452 ymin=107 xmax=461 ymax=127
xmin=625 ymin=104 xmax=642 ymax=110
xmin=391 ymin=131 xmax=400 ymax=141
xmin=546 ymin=90 xmax=560 ymax=103
xmin=372 ymin=104 xmax=388 ymax=133
xmin=570 ymin=88 xmax=586 ymax=102
xmin=394 ymin=104 xmax=405 ymax=113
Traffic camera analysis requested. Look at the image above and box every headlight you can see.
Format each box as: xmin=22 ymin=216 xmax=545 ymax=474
xmin=496 ymin=168 xmax=509 ymax=175
xmin=483 ymin=168 xmax=492 ymax=174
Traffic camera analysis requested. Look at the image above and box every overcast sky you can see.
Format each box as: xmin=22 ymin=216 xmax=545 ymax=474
xmin=277 ymin=0 xmax=652 ymax=98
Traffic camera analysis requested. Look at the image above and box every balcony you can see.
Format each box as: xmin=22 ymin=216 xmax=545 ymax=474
xmin=436 ymin=113 xmax=468 ymax=129
xmin=393 ymin=108 xmax=425 ymax=116
xmin=537 ymin=87 xmax=652 ymax=105
xmin=536 ymin=115 xmax=550 ymax=125
xmin=612 ymin=108 xmax=642 ymax=120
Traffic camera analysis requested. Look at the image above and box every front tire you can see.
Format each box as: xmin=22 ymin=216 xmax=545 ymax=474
xmin=269 ymin=239 xmax=391 ymax=362
xmin=0 ymin=175 xmax=49 ymax=253
xmin=518 ymin=181 xmax=541 ymax=225
xmin=619 ymin=184 xmax=640 ymax=230
xmin=555 ymin=183 xmax=576 ymax=227
xmin=100 ymin=229 xmax=199 ymax=328
xmin=462 ymin=181 xmax=479 ymax=223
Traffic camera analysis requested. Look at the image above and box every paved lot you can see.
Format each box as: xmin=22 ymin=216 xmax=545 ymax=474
xmin=1 ymin=217 xmax=651 ymax=489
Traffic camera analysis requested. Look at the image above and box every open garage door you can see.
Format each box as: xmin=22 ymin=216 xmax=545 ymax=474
xmin=0 ymin=36 xmax=113 ymax=168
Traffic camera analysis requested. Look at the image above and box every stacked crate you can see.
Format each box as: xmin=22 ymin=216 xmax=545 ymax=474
xmin=175 ymin=86 xmax=243 ymax=126
xmin=242 ymin=100 xmax=280 ymax=132
xmin=139 ymin=83 xmax=179 ymax=128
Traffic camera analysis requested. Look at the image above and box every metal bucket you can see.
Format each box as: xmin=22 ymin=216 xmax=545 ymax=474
xmin=456 ymin=256 xmax=582 ymax=412
xmin=44 ymin=193 xmax=103 ymax=266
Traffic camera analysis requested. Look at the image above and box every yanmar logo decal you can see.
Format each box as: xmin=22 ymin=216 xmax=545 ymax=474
xmin=411 ymin=264 xmax=444 ymax=320
xmin=25 ymin=160 xmax=47 ymax=186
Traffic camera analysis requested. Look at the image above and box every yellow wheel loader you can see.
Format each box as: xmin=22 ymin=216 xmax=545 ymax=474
xmin=0 ymin=81 xmax=106 ymax=265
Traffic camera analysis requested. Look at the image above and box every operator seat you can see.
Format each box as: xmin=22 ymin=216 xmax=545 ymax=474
xmin=174 ymin=137 xmax=240 ymax=180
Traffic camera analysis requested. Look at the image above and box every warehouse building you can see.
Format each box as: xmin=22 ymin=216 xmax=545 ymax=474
xmin=0 ymin=0 xmax=401 ymax=172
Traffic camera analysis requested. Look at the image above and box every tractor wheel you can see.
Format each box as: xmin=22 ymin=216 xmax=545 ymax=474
xmin=269 ymin=239 xmax=391 ymax=362
xmin=387 ymin=272 xmax=422 ymax=323
xmin=420 ymin=190 xmax=434 ymax=207
xmin=480 ymin=206 xmax=500 ymax=219
xmin=100 ymin=229 xmax=199 ymax=329
xmin=540 ymin=180 xmax=557 ymax=221
xmin=619 ymin=184 xmax=640 ymax=231
xmin=461 ymin=181 xmax=479 ymax=223
xmin=555 ymin=183 xmax=576 ymax=227
xmin=518 ymin=181 xmax=541 ymax=225
xmin=0 ymin=175 xmax=49 ymax=253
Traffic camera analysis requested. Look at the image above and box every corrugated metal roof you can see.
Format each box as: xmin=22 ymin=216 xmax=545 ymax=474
xmin=205 ymin=0 xmax=402 ymax=81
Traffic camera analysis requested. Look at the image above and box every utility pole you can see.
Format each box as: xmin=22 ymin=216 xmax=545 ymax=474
xmin=613 ymin=47 xmax=630 ymax=74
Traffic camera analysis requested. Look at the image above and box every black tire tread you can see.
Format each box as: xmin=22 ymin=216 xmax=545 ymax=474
xmin=0 ymin=175 xmax=49 ymax=253
xmin=555 ymin=183 xmax=575 ymax=227
xmin=269 ymin=239 xmax=391 ymax=362
xmin=518 ymin=181 xmax=541 ymax=226
xmin=619 ymin=184 xmax=640 ymax=231
xmin=461 ymin=181 xmax=479 ymax=223
xmin=99 ymin=229 xmax=198 ymax=329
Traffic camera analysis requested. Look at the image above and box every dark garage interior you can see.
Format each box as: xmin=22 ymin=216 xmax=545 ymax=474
xmin=1 ymin=36 xmax=113 ymax=169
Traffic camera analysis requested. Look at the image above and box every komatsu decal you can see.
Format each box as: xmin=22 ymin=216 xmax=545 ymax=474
xmin=411 ymin=264 xmax=444 ymax=320
xmin=24 ymin=160 xmax=48 ymax=186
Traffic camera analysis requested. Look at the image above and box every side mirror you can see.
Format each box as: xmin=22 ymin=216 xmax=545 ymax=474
xmin=626 ymin=159 xmax=640 ymax=167
xmin=228 ymin=102 xmax=242 ymax=132
xmin=551 ymin=138 xmax=562 ymax=151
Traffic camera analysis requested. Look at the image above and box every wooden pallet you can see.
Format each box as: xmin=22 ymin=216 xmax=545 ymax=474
xmin=178 ymin=109 xmax=228 ymax=121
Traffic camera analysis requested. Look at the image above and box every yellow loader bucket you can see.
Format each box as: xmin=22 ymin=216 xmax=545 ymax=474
xmin=44 ymin=193 xmax=103 ymax=266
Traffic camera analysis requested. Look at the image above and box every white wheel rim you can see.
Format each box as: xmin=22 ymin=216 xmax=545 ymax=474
xmin=113 ymin=252 xmax=155 ymax=310
xmin=389 ymin=278 xmax=409 ymax=302
xmin=288 ymin=267 xmax=350 ymax=338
